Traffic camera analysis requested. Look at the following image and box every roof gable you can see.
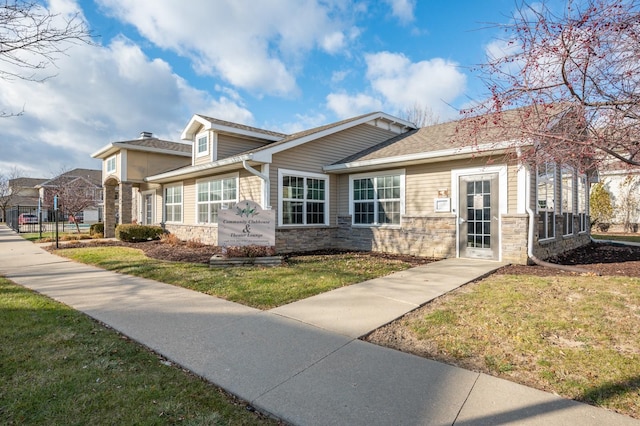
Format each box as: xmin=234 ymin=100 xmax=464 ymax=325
xmin=181 ymin=114 xmax=286 ymax=141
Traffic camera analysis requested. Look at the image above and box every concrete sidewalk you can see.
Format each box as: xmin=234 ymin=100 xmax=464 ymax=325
xmin=1 ymin=226 xmax=637 ymax=425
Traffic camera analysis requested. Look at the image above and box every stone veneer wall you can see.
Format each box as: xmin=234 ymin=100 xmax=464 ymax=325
xmin=163 ymin=224 xmax=219 ymax=245
xmin=276 ymin=227 xmax=336 ymax=253
xmin=501 ymin=214 xmax=530 ymax=264
xmin=334 ymin=215 xmax=457 ymax=259
xmin=533 ymin=214 xmax=591 ymax=260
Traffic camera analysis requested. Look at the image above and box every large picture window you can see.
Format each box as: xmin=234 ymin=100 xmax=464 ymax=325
xmin=280 ymin=170 xmax=328 ymax=226
xmin=537 ymin=163 xmax=556 ymax=240
xmin=350 ymin=171 xmax=403 ymax=226
xmin=164 ymin=184 xmax=182 ymax=223
xmin=561 ymin=166 xmax=574 ymax=236
xmin=196 ymin=175 xmax=237 ymax=224
xmin=577 ymin=174 xmax=588 ymax=233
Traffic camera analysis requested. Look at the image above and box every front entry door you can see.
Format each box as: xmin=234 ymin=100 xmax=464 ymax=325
xmin=458 ymin=173 xmax=499 ymax=260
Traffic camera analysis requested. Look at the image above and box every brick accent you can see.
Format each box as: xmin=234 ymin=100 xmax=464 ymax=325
xmin=501 ymin=214 xmax=529 ymax=264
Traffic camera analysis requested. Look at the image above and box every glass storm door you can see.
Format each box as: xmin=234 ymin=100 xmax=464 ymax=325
xmin=143 ymin=193 xmax=153 ymax=225
xmin=458 ymin=174 xmax=499 ymax=260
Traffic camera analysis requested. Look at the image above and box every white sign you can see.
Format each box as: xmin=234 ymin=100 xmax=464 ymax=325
xmin=218 ymin=200 xmax=275 ymax=247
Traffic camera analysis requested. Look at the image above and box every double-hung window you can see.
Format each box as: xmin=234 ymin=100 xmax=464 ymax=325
xmin=280 ymin=170 xmax=328 ymax=226
xmin=196 ymin=175 xmax=237 ymax=224
xmin=351 ymin=171 xmax=403 ymax=226
xmin=165 ymin=184 xmax=182 ymax=223
xmin=561 ymin=166 xmax=574 ymax=236
xmin=537 ymin=163 xmax=556 ymax=240
xmin=106 ymin=155 xmax=116 ymax=174
xmin=196 ymin=132 xmax=208 ymax=158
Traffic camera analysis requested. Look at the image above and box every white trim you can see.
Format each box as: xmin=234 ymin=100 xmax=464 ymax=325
xmin=277 ymin=168 xmax=330 ymax=227
xmin=451 ymin=165 xmax=508 ymax=261
xmin=195 ymin=172 xmax=239 ymax=225
xmin=348 ymin=169 xmax=405 ymax=227
xmin=164 ymin=182 xmax=183 ymax=224
xmin=181 ymin=114 xmax=285 ymax=142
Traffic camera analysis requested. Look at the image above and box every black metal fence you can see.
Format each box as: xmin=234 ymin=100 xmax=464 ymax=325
xmin=7 ymin=205 xmax=59 ymax=233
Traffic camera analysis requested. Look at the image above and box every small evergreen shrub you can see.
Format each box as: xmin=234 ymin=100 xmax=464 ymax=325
xmin=115 ymin=224 xmax=164 ymax=242
xmin=89 ymin=223 xmax=104 ymax=236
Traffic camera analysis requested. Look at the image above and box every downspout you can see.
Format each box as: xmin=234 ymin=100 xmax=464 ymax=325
xmin=525 ymin=165 xmax=593 ymax=274
xmin=242 ymin=160 xmax=271 ymax=209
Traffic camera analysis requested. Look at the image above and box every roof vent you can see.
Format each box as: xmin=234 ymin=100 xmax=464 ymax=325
xmin=140 ymin=131 xmax=153 ymax=139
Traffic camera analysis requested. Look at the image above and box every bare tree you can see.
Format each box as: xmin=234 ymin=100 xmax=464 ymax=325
xmin=400 ymin=103 xmax=440 ymax=128
xmin=460 ymin=0 xmax=640 ymax=168
xmin=1 ymin=1 xmax=92 ymax=116
xmin=0 ymin=167 xmax=24 ymax=222
xmin=41 ymin=169 xmax=100 ymax=233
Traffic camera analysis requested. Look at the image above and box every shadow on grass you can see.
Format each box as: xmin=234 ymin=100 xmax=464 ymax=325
xmin=578 ymin=375 xmax=640 ymax=406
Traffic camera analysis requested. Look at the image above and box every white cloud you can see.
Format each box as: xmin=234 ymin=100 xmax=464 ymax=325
xmin=326 ymin=92 xmax=383 ymax=118
xmin=383 ymin=0 xmax=416 ymax=24
xmin=0 ymin=34 xmax=252 ymax=174
xmin=365 ymin=51 xmax=466 ymax=118
xmin=95 ymin=0 xmax=357 ymax=96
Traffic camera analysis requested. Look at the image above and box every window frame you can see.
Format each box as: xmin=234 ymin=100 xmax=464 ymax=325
xmin=561 ymin=165 xmax=575 ymax=237
xmin=164 ymin=184 xmax=183 ymax=224
xmin=348 ymin=169 xmax=405 ymax=227
xmin=536 ymin=162 xmax=556 ymax=241
xmin=106 ymin=155 xmax=116 ymax=174
xmin=278 ymin=169 xmax=329 ymax=227
xmin=195 ymin=173 xmax=239 ymax=225
xmin=195 ymin=131 xmax=209 ymax=158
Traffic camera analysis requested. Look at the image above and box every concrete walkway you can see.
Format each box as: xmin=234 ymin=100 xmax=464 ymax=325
xmin=1 ymin=225 xmax=637 ymax=425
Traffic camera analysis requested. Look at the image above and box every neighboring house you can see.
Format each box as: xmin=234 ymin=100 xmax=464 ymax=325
xmin=36 ymin=168 xmax=103 ymax=223
xmin=91 ymin=132 xmax=193 ymax=227
xmin=92 ymin=112 xmax=594 ymax=265
xmin=1 ymin=177 xmax=47 ymax=222
xmin=598 ymin=160 xmax=640 ymax=232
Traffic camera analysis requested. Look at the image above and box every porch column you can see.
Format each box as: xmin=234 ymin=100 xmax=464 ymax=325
xmin=119 ymin=182 xmax=133 ymax=224
xmin=104 ymin=185 xmax=116 ymax=238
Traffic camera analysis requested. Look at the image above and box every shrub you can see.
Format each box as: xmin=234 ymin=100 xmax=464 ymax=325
xmin=89 ymin=223 xmax=104 ymax=236
xmin=224 ymin=245 xmax=276 ymax=258
xmin=590 ymin=182 xmax=613 ymax=229
xmin=115 ymin=224 xmax=164 ymax=242
xmin=160 ymin=233 xmax=181 ymax=246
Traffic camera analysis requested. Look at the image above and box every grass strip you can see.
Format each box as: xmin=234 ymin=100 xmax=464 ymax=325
xmin=0 ymin=277 xmax=277 ymax=425
xmin=56 ymin=246 xmax=412 ymax=309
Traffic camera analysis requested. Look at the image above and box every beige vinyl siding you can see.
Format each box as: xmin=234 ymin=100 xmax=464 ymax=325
xmin=268 ymin=124 xmax=398 ymax=223
xmin=193 ymin=126 xmax=209 ymax=167
xmin=181 ymin=178 xmax=196 ymax=225
xmin=238 ymin=169 xmax=263 ymax=204
xmin=126 ymin=151 xmax=191 ymax=182
xmin=217 ymin=134 xmax=271 ymax=160
xmin=335 ymin=155 xmax=519 ymax=216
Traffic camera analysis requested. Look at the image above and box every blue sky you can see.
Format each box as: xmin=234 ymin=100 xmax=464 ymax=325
xmin=0 ymin=0 xmax=535 ymax=176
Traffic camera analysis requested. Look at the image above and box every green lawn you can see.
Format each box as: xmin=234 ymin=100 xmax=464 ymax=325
xmin=0 ymin=277 xmax=277 ymax=425
xmin=367 ymin=273 xmax=640 ymax=419
xmin=592 ymin=234 xmax=640 ymax=244
xmin=56 ymin=246 xmax=414 ymax=309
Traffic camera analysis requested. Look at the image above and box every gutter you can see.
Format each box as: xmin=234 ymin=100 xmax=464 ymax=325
xmin=242 ymin=160 xmax=271 ymax=209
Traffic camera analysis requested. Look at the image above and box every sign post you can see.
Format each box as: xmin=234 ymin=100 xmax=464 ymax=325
xmin=54 ymin=195 xmax=59 ymax=249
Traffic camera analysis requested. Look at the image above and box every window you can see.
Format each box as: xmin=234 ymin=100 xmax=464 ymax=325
xmin=537 ymin=163 xmax=556 ymax=240
xmin=165 ymin=185 xmax=182 ymax=223
xmin=106 ymin=155 xmax=116 ymax=174
xmin=280 ymin=170 xmax=328 ymax=225
xmin=196 ymin=175 xmax=237 ymax=224
xmin=196 ymin=132 xmax=208 ymax=157
xmin=561 ymin=166 xmax=574 ymax=236
xmin=351 ymin=171 xmax=403 ymax=226
xmin=578 ymin=174 xmax=588 ymax=233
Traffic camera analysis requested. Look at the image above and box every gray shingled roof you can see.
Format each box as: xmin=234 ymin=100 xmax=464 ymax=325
xmin=40 ymin=168 xmax=102 ymax=187
xmin=196 ymin=114 xmax=287 ymax=139
xmin=9 ymin=177 xmax=47 ymax=188
xmin=115 ymin=138 xmax=192 ymax=154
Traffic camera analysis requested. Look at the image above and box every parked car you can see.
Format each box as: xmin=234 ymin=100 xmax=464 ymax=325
xmin=18 ymin=213 xmax=38 ymax=224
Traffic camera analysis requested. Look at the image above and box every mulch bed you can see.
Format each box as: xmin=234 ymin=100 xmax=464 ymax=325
xmin=54 ymin=238 xmax=640 ymax=276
